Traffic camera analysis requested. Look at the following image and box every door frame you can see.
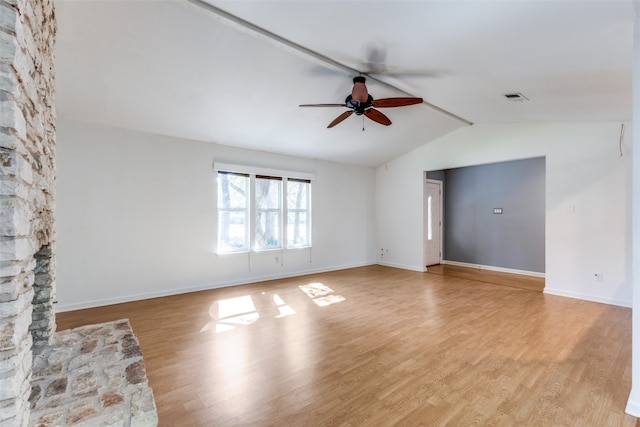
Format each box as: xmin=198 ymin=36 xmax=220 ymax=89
xmin=423 ymin=177 xmax=443 ymax=269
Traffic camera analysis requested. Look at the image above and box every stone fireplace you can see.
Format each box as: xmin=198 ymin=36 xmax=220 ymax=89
xmin=1 ymin=0 xmax=57 ymax=424
xmin=1 ymin=1 xmax=156 ymax=426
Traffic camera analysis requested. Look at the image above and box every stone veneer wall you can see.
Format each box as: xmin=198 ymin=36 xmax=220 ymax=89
xmin=0 ymin=0 xmax=57 ymax=426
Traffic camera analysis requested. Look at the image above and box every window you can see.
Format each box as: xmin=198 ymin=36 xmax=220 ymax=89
xmin=216 ymin=166 xmax=312 ymax=254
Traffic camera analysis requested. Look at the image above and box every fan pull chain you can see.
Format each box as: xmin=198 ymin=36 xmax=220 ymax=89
xmin=362 ymin=116 xmax=365 ymax=131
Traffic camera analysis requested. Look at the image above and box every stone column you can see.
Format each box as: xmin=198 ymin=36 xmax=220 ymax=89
xmin=0 ymin=0 xmax=57 ymax=425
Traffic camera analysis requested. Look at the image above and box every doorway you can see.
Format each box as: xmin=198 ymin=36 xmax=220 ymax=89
xmin=424 ymin=178 xmax=443 ymax=267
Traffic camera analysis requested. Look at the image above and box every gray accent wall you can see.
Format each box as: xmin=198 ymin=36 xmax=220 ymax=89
xmin=428 ymin=157 xmax=545 ymax=273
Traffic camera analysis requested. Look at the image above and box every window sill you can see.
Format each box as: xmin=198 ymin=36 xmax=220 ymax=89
xmin=216 ymin=246 xmax=311 ymax=256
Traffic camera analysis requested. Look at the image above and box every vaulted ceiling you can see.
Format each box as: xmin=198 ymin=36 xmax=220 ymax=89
xmin=55 ymin=0 xmax=634 ymax=167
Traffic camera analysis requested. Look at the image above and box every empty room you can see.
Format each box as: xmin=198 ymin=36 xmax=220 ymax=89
xmin=2 ymin=0 xmax=640 ymax=426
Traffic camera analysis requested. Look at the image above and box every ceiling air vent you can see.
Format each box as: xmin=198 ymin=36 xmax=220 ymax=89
xmin=503 ymin=92 xmax=529 ymax=101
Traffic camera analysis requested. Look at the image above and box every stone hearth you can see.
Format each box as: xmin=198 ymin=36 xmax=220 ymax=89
xmin=29 ymin=319 xmax=157 ymax=427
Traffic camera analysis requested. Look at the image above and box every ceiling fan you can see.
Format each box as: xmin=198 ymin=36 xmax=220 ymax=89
xmin=299 ymin=76 xmax=423 ymax=128
xmin=359 ymin=43 xmax=444 ymax=78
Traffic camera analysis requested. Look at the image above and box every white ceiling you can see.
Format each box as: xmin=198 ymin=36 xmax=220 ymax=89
xmin=54 ymin=0 xmax=635 ymax=167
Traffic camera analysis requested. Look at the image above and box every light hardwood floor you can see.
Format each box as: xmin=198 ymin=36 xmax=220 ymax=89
xmin=56 ymin=265 xmax=635 ymax=426
xmin=426 ymin=264 xmax=545 ymax=292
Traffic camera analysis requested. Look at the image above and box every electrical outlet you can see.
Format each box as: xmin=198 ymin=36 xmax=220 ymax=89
xmin=594 ymin=272 xmax=603 ymax=281
xmin=275 ymin=256 xmax=279 ymax=264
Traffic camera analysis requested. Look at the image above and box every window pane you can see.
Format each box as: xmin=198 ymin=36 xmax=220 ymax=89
xmin=217 ymin=172 xmax=249 ymax=253
xmin=287 ymin=211 xmax=309 ymax=247
xmin=286 ymin=180 xmax=310 ymax=248
xmin=218 ymin=173 xmax=248 ymax=209
xmin=256 ymin=211 xmax=280 ymax=249
xmin=287 ymin=180 xmax=308 ymax=209
xmin=218 ymin=211 xmax=248 ymax=252
xmin=256 ymin=178 xmax=281 ymax=209
xmin=255 ymin=177 xmax=282 ymax=250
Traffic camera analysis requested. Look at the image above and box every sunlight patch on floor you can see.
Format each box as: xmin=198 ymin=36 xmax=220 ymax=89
xmin=273 ymin=293 xmax=296 ymax=318
xmin=201 ymin=293 xmax=296 ymax=333
xmin=299 ymin=282 xmax=345 ymax=307
xmin=313 ymin=294 xmax=346 ymax=307
xmin=218 ymin=295 xmax=256 ymax=318
xmin=200 ymin=283 xmax=344 ymax=333
xmin=299 ymin=282 xmax=334 ymax=297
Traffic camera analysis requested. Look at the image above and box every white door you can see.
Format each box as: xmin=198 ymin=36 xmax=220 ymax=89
xmin=424 ymin=179 xmax=442 ymax=267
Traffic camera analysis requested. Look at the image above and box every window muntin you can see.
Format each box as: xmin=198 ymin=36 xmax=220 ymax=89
xmin=216 ymin=172 xmax=311 ymax=254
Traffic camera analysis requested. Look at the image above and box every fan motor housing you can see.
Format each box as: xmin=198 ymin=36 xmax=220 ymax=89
xmin=345 ymin=94 xmax=373 ymax=115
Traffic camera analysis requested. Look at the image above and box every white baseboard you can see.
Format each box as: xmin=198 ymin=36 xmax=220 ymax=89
xmin=377 ymin=261 xmax=426 ymax=272
xmin=55 ymin=262 xmax=376 ymax=312
xmin=440 ymin=260 xmax=545 ymax=278
xmin=543 ymin=287 xmax=632 ymax=308
xmin=440 ymin=261 xmax=633 ymax=307
xmin=56 ymin=261 xmax=632 ymax=312
xmin=626 ymin=393 xmax=640 ymax=417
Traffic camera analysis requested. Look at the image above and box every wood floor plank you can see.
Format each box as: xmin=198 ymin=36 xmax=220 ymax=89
xmin=55 ymin=265 xmax=634 ymax=426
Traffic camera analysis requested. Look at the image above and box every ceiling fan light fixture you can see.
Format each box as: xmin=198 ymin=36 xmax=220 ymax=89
xmin=503 ymin=92 xmax=529 ymax=102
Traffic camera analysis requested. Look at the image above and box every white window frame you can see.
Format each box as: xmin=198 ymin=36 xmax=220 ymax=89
xmin=214 ymin=163 xmax=314 ymax=254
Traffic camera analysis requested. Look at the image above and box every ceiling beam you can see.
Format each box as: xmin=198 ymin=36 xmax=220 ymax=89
xmin=187 ymin=0 xmax=473 ymax=126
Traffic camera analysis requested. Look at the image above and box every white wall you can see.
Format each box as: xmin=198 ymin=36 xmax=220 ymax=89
xmin=56 ymin=120 xmax=632 ymax=309
xmin=376 ymin=122 xmax=632 ymax=307
xmin=55 ymin=119 xmax=376 ymax=310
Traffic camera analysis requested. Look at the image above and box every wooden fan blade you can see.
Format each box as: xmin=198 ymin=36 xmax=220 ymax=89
xmin=364 ymin=108 xmax=392 ymax=126
xmin=299 ymin=103 xmax=347 ymax=107
xmin=372 ymin=97 xmax=423 ymax=108
xmin=328 ymin=111 xmax=353 ymax=128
